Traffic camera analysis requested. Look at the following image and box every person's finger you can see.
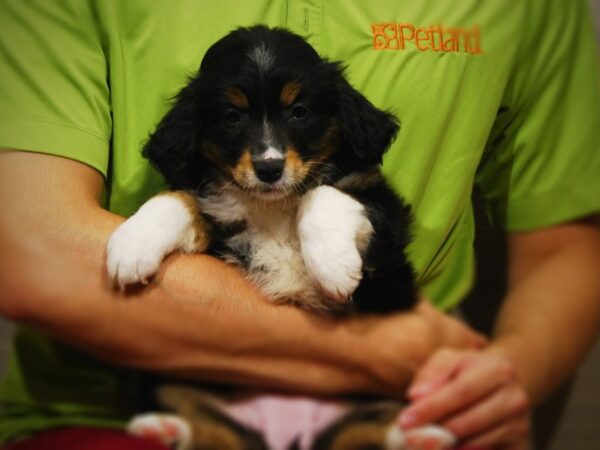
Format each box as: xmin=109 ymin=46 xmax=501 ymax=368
xmin=460 ymin=414 xmax=531 ymax=449
xmin=442 ymin=385 xmax=530 ymax=439
xmin=407 ymin=348 xmax=467 ymax=400
xmin=400 ymin=353 xmax=514 ymax=428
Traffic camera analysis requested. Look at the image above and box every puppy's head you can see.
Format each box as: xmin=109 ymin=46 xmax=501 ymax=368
xmin=144 ymin=26 xmax=399 ymax=197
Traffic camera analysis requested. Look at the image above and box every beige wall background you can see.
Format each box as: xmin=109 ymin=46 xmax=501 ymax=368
xmin=1 ymin=1 xmax=599 ymax=448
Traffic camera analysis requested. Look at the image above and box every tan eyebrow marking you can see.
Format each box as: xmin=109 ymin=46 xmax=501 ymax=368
xmin=280 ymin=81 xmax=302 ymax=107
xmin=225 ymin=87 xmax=249 ymax=109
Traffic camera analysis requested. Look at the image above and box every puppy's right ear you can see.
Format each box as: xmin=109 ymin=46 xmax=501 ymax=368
xmin=337 ymin=79 xmax=400 ymax=165
xmin=142 ymin=80 xmax=202 ymax=189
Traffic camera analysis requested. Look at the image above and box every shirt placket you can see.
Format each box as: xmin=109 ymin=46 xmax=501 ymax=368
xmin=285 ymin=0 xmax=322 ymax=52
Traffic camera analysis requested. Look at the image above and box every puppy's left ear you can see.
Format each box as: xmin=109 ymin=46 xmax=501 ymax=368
xmin=142 ymin=80 xmax=202 ymax=189
xmin=337 ymin=81 xmax=400 ymax=164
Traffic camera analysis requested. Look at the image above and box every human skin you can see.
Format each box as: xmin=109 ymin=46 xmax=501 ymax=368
xmin=399 ymin=217 xmax=600 ymax=448
xmin=0 ymin=150 xmax=483 ymax=397
xmin=2 ymin=151 xmax=598 ymax=449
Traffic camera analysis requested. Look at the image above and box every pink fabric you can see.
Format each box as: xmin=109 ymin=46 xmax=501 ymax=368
xmin=2 ymin=427 xmax=170 ymax=450
xmin=223 ymin=393 xmax=483 ymax=450
xmin=224 ymin=393 xmax=350 ymax=450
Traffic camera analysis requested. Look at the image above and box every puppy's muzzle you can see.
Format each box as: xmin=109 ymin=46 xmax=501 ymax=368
xmin=253 ymin=158 xmax=285 ymax=183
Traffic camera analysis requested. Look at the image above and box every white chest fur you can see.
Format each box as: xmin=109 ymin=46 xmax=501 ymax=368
xmin=199 ymin=192 xmax=324 ymax=309
xmin=199 ymin=185 xmax=373 ymax=311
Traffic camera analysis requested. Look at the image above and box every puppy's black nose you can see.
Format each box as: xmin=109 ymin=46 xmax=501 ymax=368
xmin=253 ymin=159 xmax=285 ymax=183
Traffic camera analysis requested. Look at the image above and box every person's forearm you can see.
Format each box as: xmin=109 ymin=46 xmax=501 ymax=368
xmin=397 ymin=221 xmax=600 ymax=447
xmin=0 ymin=201 xmax=379 ymax=395
xmin=0 ymin=152 xmax=444 ymax=396
xmin=0 ymin=151 xmax=482 ymax=396
xmin=489 ymin=221 xmax=600 ymax=404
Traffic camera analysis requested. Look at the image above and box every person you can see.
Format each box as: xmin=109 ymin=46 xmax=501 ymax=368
xmin=0 ymin=1 xmax=598 ymax=449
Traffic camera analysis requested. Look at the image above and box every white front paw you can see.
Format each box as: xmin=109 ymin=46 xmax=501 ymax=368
xmin=106 ymin=218 xmax=169 ymax=288
xmin=298 ymin=186 xmax=373 ymax=302
xmin=128 ymin=413 xmax=192 ymax=450
xmin=106 ymin=194 xmax=198 ymax=289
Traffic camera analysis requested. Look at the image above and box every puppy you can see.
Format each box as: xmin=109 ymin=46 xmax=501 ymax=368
xmin=107 ymin=26 xmax=455 ymax=450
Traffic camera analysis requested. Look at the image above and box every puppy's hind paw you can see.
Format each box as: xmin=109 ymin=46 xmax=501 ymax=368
xmin=386 ymin=425 xmax=456 ymax=450
xmin=128 ymin=413 xmax=192 ymax=450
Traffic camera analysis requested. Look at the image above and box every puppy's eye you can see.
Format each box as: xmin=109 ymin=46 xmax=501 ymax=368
xmin=223 ymin=110 xmax=242 ymax=126
xmin=290 ymin=105 xmax=310 ymax=121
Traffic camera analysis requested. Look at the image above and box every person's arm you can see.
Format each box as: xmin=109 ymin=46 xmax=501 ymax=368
xmin=493 ymin=217 xmax=600 ymax=400
xmin=399 ymin=217 xmax=600 ymax=448
xmin=0 ymin=150 xmax=483 ymax=397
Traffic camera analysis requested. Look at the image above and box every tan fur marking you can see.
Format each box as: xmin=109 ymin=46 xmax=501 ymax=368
xmin=225 ymin=87 xmax=249 ymax=109
xmin=285 ymin=147 xmax=310 ymax=183
xmin=330 ymin=423 xmax=390 ymax=450
xmin=157 ymin=385 xmax=256 ymax=450
xmin=280 ymin=81 xmax=302 ymax=107
xmin=190 ymin=421 xmax=245 ymax=450
xmin=161 ymin=191 xmax=211 ymax=251
xmin=326 ymin=402 xmax=401 ymax=450
xmin=231 ymin=149 xmax=254 ymax=186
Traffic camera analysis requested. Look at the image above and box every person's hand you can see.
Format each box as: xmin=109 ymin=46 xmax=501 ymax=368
xmin=398 ymin=347 xmax=531 ymax=449
xmin=348 ymin=299 xmax=487 ymax=396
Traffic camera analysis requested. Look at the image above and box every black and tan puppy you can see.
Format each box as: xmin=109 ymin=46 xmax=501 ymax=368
xmin=107 ymin=26 xmax=454 ymax=450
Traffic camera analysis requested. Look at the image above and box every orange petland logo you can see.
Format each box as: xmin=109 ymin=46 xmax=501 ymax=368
xmin=372 ymin=23 xmax=482 ymax=54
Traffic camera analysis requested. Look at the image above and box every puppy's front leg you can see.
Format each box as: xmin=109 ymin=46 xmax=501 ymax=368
xmin=297 ymin=185 xmax=373 ymax=304
xmin=106 ymin=191 xmax=210 ymax=288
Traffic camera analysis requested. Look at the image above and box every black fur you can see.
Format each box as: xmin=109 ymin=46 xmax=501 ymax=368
xmin=133 ymin=25 xmax=425 ymax=450
xmin=143 ymin=25 xmax=416 ymax=313
xmin=345 ymin=182 xmax=416 ymax=312
xmin=337 ymin=81 xmax=401 ymax=165
xmin=142 ymin=79 xmax=204 ymax=189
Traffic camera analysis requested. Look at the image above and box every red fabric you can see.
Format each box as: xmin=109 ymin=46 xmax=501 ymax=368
xmin=2 ymin=426 xmax=487 ymax=450
xmin=2 ymin=427 xmax=170 ymax=450
xmin=455 ymin=448 xmax=488 ymax=450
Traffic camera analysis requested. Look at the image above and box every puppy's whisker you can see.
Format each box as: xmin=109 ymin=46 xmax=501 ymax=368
xmin=305 ymin=160 xmax=339 ymax=171
xmin=306 ymin=160 xmax=337 ymax=169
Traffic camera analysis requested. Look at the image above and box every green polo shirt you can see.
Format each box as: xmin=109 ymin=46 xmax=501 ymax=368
xmin=0 ymin=0 xmax=599 ymax=443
